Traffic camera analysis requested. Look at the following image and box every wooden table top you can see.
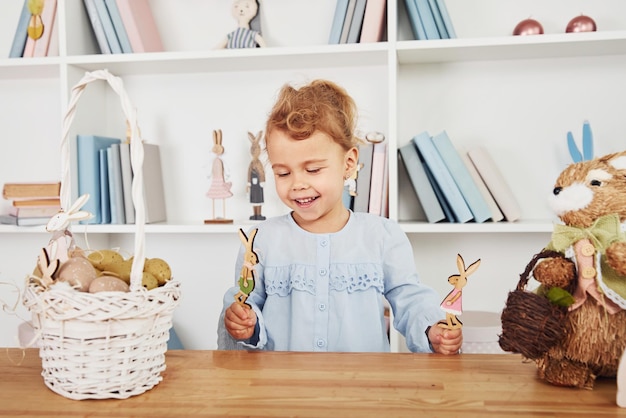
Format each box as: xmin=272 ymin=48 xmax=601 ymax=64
xmin=2 ymin=348 xmax=626 ymax=417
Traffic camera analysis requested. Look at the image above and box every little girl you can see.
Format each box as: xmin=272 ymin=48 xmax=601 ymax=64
xmin=218 ymin=79 xmax=462 ymax=354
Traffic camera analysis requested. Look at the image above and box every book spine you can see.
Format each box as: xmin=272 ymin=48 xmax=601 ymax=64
xmin=404 ymin=0 xmax=426 ymax=40
xmin=346 ymin=0 xmax=367 ymax=44
xmin=107 ymin=144 xmax=126 ymax=224
xmin=368 ymin=140 xmax=388 ymax=216
xmin=119 ymin=142 xmax=135 ymax=223
xmin=32 ymin=0 xmax=57 ymax=57
xmin=359 ymin=0 xmax=386 ymax=43
xmin=104 ymin=0 xmax=132 ymax=53
xmin=83 ymin=0 xmax=112 ymax=53
xmin=94 ymin=0 xmax=122 ymax=54
xmin=415 ymin=0 xmax=441 ymax=40
xmin=353 ymin=142 xmax=374 ymax=213
xmin=339 ymin=0 xmax=357 ymax=44
xmin=9 ymin=0 xmax=30 ymax=58
xmin=115 ymin=0 xmax=163 ymax=53
xmin=328 ymin=0 xmax=350 ymax=44
xmin=427 ymin=0 xmax=448 ymax=39
xmin=435 ymin=0 xmax=456 ymax=38
xmin=99 ymin=148 xmax=111 ymax=224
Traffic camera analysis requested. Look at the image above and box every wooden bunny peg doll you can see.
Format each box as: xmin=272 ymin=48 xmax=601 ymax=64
xmin=247 ymin=131 xmax=266 ymax=220
xmin=205 ymin=129 xmax=233 ymax=224
xmin=234 ymin=228 xmax=259 ymax=308
xmin=438 ymin=254 xmax=481 ymax=329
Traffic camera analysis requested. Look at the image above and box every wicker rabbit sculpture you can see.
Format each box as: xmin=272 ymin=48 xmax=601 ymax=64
xmin=499 ymin=150 xmax=626 ymax=391
xmin=234 ymin=228 xmax=259 ymax=309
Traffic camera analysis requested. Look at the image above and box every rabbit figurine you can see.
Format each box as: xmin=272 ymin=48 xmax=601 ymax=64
xmin=438 ymin=254 xmax=481 ymax=329
xmin=247 ymin=131 xmax=266 ymax=220
xmin=205 ymin=129 xmax=233 ymax=223
xmin=234 ymin=228 xmax=259 ymax=309
xmin=45 ymin=193 xmax=93 ymax=263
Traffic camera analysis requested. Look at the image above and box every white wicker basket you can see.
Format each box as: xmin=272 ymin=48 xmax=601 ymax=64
xmin=22 ymin=69 xmax=181 ymax=400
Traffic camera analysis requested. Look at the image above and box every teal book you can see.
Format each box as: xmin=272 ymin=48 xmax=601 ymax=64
xmin=428 ymin=0 xmax=448 ymax=38
xmin=76 ymin=134 xmax=121 ymax=224
xmin=422 ymin=158 xmax=453 ymax=222
xmin=435 ymin=0 xmax=456 ymax=38
xmin=9 ymin=0 xmax=30 ymax=58
xmin=346 ymin=0 xmax=367 ymax=43
xmin=107 ymin=143 xmax=126 ymax=224
xmin=398 ymin=142 xmax=446 ymax=223
xmin=412 ymin=131 xmax=472 ymax=223
xmin=104 ymin=0 xmax=132 ymax=53
xmin=93 ymin=0 xmax=122 ymax=53
xmin=98 ymin=148 xmax=111 ymax=224
xmin=329 ymin=0 xmax=350 ymax=44
xmin=404 ymin=0 xmax=426 ymax=40
xmin=415 ymin=0 xmax=441 ymax=40
xmin=431 ymin=130 xmax=492 ymax=223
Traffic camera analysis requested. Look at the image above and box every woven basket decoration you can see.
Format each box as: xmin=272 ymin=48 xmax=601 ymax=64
xmin=22 ymin=69 xmax=181 ymax=400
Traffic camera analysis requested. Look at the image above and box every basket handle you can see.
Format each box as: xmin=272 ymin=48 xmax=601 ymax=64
xmin=59 ymin=69 xmax=146 ymax=292
xmin=517 ymin=249 xmax=564 ymax=291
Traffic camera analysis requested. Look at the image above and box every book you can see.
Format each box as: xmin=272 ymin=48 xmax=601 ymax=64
xmin=403 ymin=0 xmax=426 ymax=40
xmin=115 ymin=0 xmax=164 ymax=53
xmin=0 ymin=214 xmax=49 ymax=226
xmin=8 ymin=205 xmax=61 ymax=218
xmin=9 ymin=0 xmax=30 ymax=58
xmin=422 ymin=158 xmax=453 ymax=222
xmin=346 ymin=0 xmax=367 ymax=44
xmin=12 ymin=198 xmax=61 ymax=207
xmin=329 ymin=0 xmax=350 ymax=44
xmin=32 ymin=0 xmax=58 ymax=57
xmin=142 ymin=143 xmax=167 ymax=223
xmin=359 ymin=0 xmax=386 ymax=43
xmin=339 ymin=0 xmax=357 ymax=44
xmin=76 ymin=134 xmax=121 ymax=223
xmin=104 ymin=0 xmax=132 ymax=53
xmin=412 ymin=131 xmax=472 ymax=223
xmin=45 ymin=5 xmax=59 ymax=56
xmin=368 ymin=139 xmax=388 ymax=216
xmin=119 ymin=142 xmax=135 ymax=223
xmin=428 ymin=0 xmax=448 ymax=39
xmin=398 ymin=142 xmax=445 ymax=223
xmin=3 ymin=182 xmax=60 ymax=200
xmin=353 ymin=141 xmax=374 ymax=213
xmin=83 ymin=0 xmax=112 ymax=53
xmin=431 ymin=130 xmax=491 ymax=223
xmin=435 ymin=0 xmax=456 ymax=38
xmin=98 ymin=148 xmax=111 ymax=224
xmin=93 ymin=0 xmax=122 ymax=54
xmin=107 ymin=143 xmax=126 ymax=224
xmin=459 ymin=150 xmax=504 ymax=222
xmin=415 ymin=0 xmax=441 ymax=40
xmin=467 ymin=146 xmax=522 ymax=222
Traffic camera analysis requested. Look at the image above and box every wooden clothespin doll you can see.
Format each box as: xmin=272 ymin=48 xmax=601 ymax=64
xmin=234 ymin=228 xmax=259 ymax=308
xmin=438 ymin=254 xmax=481 ymax=329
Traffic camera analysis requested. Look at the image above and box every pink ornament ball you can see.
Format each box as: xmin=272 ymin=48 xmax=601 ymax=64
xmin=566 ymin=15 xmax=597 ymax=33
xmin=513 ymin=18 xmax=544 ymax=36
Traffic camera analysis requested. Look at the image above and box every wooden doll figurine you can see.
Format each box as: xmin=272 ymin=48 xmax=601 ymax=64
xmin=204 ymin=129 xmax=233 ymax=224
xmin=234 ymin=228 xmax=259 ymax=308
xmin=438 ymin=254 xmax=481 ymax=329
xmin=247 ymin=131 xmax=266 ymax=220
xmin=216 ymin=0 xmax=266 ymax=49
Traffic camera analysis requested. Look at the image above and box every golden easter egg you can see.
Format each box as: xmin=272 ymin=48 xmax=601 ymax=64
xmin=144 ymin=258 xmax=172 ymax=285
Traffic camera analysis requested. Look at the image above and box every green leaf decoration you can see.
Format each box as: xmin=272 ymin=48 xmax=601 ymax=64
xmin=545 ymin=287 xmax=575 ymax=307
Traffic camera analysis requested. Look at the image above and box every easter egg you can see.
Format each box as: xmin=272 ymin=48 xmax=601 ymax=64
xmin=87 ymin=249 xmax=124 ymax=271
xmin=56 ymin=256 xmax=98 ymax=292
xmin=144 ymin=258 xmax=172 ymax=286
xmin=89 ymin=275 xmax=130 ymax=293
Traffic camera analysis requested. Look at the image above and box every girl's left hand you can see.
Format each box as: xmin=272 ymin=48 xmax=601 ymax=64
xmin=428 ymin=325 xmax=463 ymax=355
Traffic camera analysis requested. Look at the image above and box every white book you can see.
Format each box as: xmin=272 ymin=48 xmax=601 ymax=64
xmin=107 ymin=144 xmax=126 ymax=224
xmin=459 ymin=149 xmax=504 ymax=222
xmin=119 ymin=142 xmax=135 ymax=223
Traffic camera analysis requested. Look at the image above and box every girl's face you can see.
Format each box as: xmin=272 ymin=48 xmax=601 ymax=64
xmin=267 ymin=130 xmax=358 ymax=233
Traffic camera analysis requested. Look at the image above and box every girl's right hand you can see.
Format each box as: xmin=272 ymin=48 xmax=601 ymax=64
xmin=225 ymin=302 xmax=257 ymax=340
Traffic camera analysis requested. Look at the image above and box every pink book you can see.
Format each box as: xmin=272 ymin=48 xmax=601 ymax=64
xmin=33 ymin=0 xmax=58 ymax=57
xmin=359 ymin=0 xmax=387 ymax=43
xmin=115 ymin=0 xmax=164 ymax=53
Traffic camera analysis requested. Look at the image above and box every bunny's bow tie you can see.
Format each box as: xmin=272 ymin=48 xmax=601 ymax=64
xmin=550 ymin=214 xmax=625 ymax=253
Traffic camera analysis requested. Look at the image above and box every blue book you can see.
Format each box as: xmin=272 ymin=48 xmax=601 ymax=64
xmin=422 ymin=154 xmax=453 ymax=222
xmin=435 ymin=0 xmax=456 ymax=38
xmin=404 ymin=0 xmax=426 ymax=40
xmin=329 ymin=0 xmax=350 ymax=44
xmin=76 ymin=134 xmax=121 ymax=224
xmin=415 ymin=0 xmax=441 ymax=40
xmin=347 ymin=0 xmax=367 ymax=43
xmin=98 ymin=148 xmax=111 ymax=224
xmin=431 ymin=130 xmax=492 ymax=223
xmin=398 ymin=142 xmax=446 ymax=223
xmin=93 ymin=0 xmax=122 ymax=53
xmin=107 ymin=143 xmax=126 ymax=224
xmin=9 ymin=0 xmax=30 ymax=58
xmin=412 ymin=131 xmax=472 ymax=223
xmin=428 ymin=0 xmax=448 ymax=38
xmin=104 ymin=0 xmax=132 ymax=53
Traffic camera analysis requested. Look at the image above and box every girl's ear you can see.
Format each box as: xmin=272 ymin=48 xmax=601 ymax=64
xmin=344 ymin=146 xmax=359 ymax=178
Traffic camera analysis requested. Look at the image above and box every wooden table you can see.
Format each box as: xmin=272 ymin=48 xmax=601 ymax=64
xmin=2 ymin=349 xmax=626 ymax=417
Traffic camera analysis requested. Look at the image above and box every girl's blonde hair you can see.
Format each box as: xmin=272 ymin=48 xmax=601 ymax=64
xmin=265 ymin=79 xmax=358 ymax=151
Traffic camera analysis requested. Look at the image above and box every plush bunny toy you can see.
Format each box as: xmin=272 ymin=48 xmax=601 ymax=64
xmin=500 ymin=150 xmax=626 ymax=390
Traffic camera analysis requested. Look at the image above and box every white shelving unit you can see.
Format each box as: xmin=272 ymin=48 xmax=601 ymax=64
xmin=1 ymin=0 xmax=625 ymax=351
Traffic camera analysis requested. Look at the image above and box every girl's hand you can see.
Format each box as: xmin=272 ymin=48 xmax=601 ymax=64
xmin=225 ymin=302 xmax=257 ymax=340
xmin=427 ymin=324 xmax=463 ymax=355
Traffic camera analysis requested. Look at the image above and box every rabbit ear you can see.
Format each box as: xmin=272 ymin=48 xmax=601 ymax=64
xmin=248 ymin=131 xmax=255 ymax=142
xmin=456 ymin=254 xmax=465 ymax=275
xmin=238 ymin=228 xmax=258 ymax=249
xmin=67 ymin=193 xmax=90 ymax=214
xmin=464 ymin=258 xmax=481 ymax=277
xmin=217 ymin=129 xmax=222 ymax=145
xmin=66 ymin=210 xmax=94 ymax=222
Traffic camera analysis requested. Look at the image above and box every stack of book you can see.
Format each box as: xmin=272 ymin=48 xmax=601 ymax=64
xmin=404 ymin=0 xmax=456 ymax=40
xmin=76 ymin=133 xmax=166 ymax=225
xmin=1 ymin=182 xmax=61 ymax=226
xmin=9 ymin=0 xmax=58 ymax=58
xmin=83 ymin=0 xmax=163 ymax=54
xmin=329 ymin=0 xmax=388 ymax=44
xmin=399 ymin=130 xmax=521 ymax=223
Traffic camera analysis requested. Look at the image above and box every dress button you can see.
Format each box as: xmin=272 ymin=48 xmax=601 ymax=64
xmin=316 ymin=339 xmax=326 ymax=348
xmin=319 ymin=269 xmax=327 ymax=276
xmin=320 ymin=240 xmax=328 ymax=247
xmin=581 ymin=244 xmax=595 ymax=257
xmin=582 ymin=266 xmax=596 ymax=279
xmin=319 ymin=303 xmax=326 ymax=311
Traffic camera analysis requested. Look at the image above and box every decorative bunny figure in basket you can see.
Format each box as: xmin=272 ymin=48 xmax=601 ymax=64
xmin=45 ymin=193 xmax=93 ymax=264
xmin=234 ymin=228 xmax=259 ymax=309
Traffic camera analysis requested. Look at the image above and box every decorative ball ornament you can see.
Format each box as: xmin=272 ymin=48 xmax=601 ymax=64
xmin=513 ymin=18 xmax=544 ymax=36
xmin=566 ymin=15 xmax=597 ymax=33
